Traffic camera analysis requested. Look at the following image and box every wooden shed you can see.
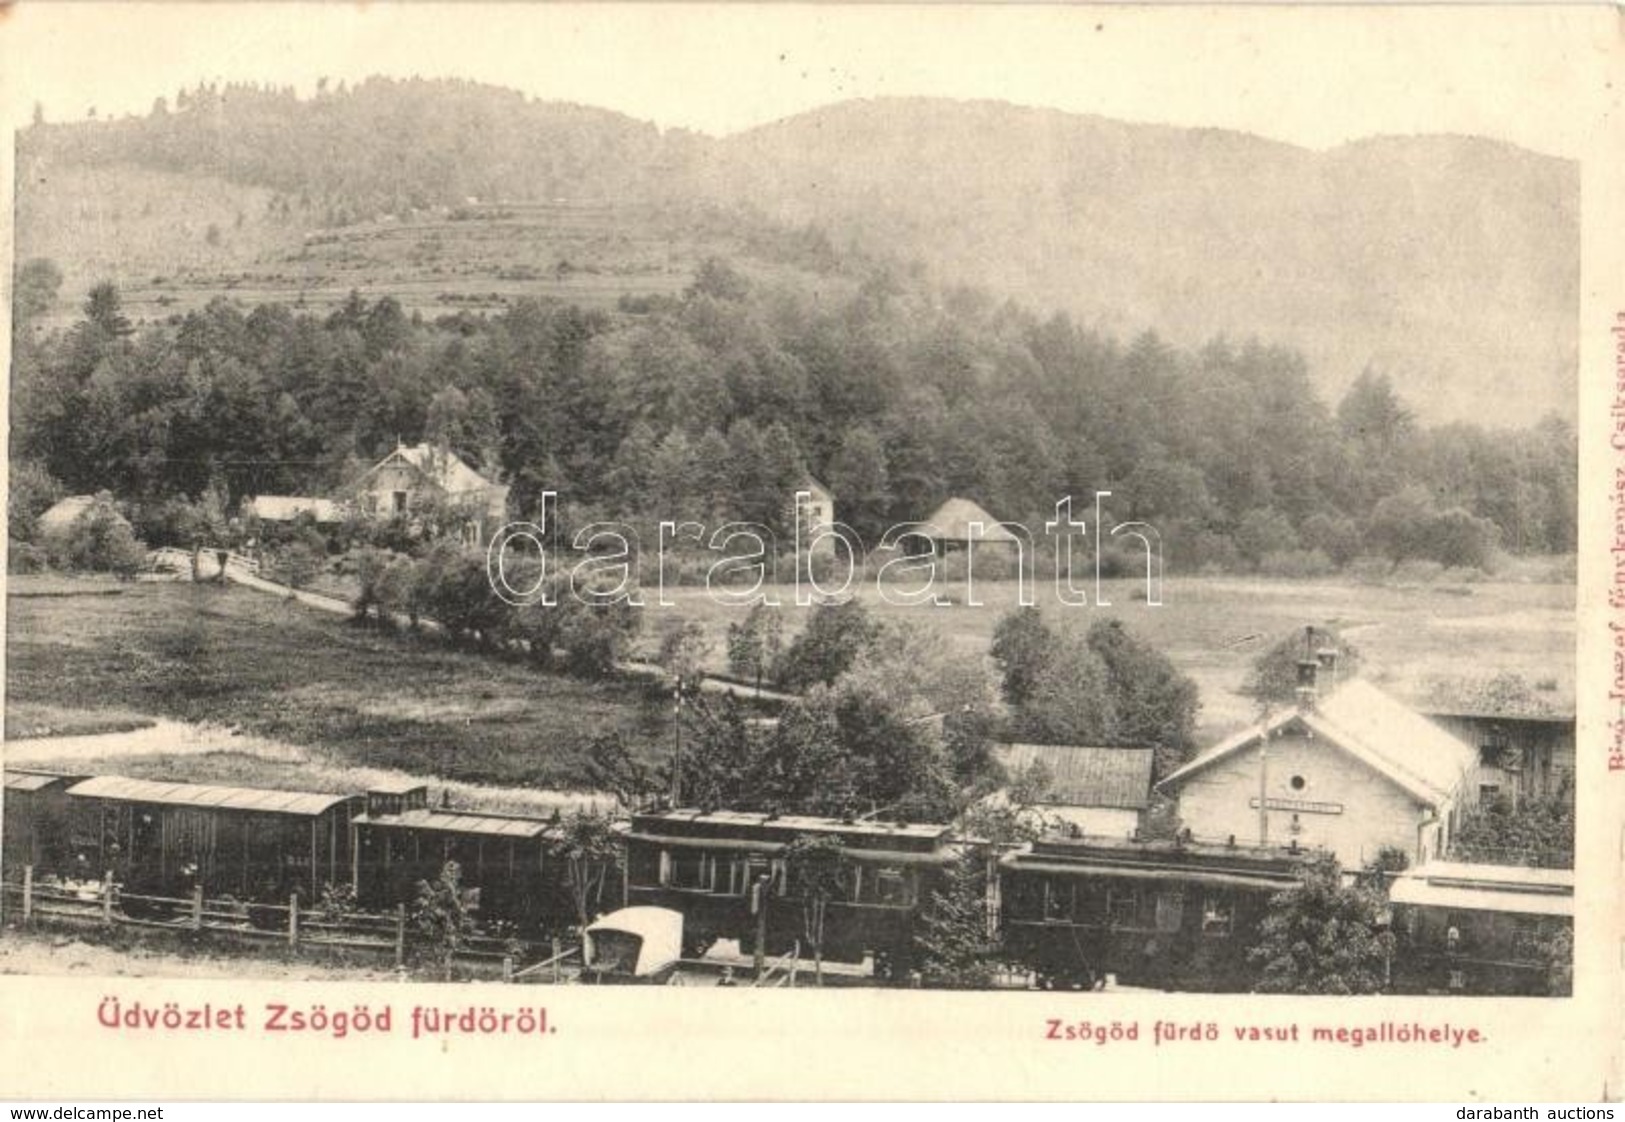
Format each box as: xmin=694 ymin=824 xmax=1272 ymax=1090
xmin=64 ymin=776 xmax=360 ymax=901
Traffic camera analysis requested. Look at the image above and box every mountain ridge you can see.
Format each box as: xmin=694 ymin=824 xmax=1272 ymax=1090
xmin=17 ymin=81 xmax=1578 ymax=426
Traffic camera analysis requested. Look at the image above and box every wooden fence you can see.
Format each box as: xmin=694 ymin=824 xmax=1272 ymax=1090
xmin=2 ymin=867 xmax=569 ymax=978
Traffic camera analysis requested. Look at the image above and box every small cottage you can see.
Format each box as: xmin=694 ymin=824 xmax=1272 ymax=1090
xmin=346 ymin=441 xmax=510 ymax=547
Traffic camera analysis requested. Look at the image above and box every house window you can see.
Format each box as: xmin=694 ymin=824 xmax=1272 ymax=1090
xmin=1201 ymin=897 xmax=1235 ymax=937
xmin=665 ymin=848 xmax=712 ymax=892
xmin=1479 ymin=783 xmax=1501 ymax=804
xmin=1290 ymin=775 xmax=1307 ymax=791
xmin=392 ymin=490 xmax=408 ymax=514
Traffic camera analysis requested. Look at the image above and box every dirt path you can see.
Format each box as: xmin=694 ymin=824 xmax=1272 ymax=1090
xmin=221 ymin=561 xmax=799 ymax=702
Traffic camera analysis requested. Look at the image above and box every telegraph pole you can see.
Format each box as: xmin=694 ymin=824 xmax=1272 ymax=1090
xmin=670 ymin=676 xmax=684 ymax=807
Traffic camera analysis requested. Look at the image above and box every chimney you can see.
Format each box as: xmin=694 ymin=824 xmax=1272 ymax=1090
xmin=1315 ymin=647 xmax=1340 ymax=689
xmin=1295 ymin=656 xmax=1320 ymax=710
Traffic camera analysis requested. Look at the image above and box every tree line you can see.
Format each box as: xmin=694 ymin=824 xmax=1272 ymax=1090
xmin=11 ymin=251 xmax=1575 ymax=577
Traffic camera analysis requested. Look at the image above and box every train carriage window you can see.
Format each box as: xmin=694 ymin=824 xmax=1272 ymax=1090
xmin=667 ymin=848 xmax=711 ymax=891
xmin=1106 ymin=886 xmax=1140 ymax=928
xmin=729 ymin=854 xmax=776 ymax=897
xmin=1042 ymin=878 xmax=1073 ymax=922
xmin=1155 ymin=890 xmax=1184 ymax=933
xmin=626 ymin=845 xmax=662 ymax=888
xmin=1006 ymin=875 xmax=1044 ymax=918
xmin=1201 ymin=896 xmax=1235 ymax=937
xmin=856 ymin=866 xmax=912 ymax=907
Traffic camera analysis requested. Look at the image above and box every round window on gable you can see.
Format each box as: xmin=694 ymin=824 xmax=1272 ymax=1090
xmin=1290 ymin=775 xmax=1307 ymax=792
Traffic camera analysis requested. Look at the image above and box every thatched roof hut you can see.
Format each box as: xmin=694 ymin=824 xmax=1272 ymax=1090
xmin=917 ymin=497 xmax=1020 ymax=553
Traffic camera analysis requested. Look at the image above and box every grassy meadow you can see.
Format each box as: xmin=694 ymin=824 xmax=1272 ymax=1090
xmin=4 ymin=570 xmax=1574 ymax=808
xmin=5 ymin=577 xmax=673 ymax=795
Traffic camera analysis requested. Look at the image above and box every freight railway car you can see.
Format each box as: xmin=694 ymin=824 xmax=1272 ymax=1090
xmin=2 ymin=770 xmax=85 ymax=875
xmin=59 ymin=775 xmax=361 ymax=901
xmin=349 ymin=782 xmax=572 ymax=928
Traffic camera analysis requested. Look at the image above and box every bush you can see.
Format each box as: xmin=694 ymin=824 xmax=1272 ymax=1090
xmin=1258 ymin=548 xmax=1335 ymax=580
xmin=1235 ymin=507 xmax=1300 ymax=566
xmin=1345 ymin=555 xmax=1394 ymax=584
xmin=1392 ymin=558 xmax=1445 ymax=585
xmin=8 ymin=461 xmax=64 ymax=544
xmin=8 ymin=538 xmax=49 ymax=574
xmin=268 ymin=541 xmax=324 ymax=590
xmin=55 ymin=495 xmax=147 ymax=578
xmin=1299 ymin=512 xmax=1362 ymax=567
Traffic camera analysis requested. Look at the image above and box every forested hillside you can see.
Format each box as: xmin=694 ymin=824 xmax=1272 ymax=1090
xmin=18 ymin=78 xmax=1578 ymax=426
xmin=11 ymin=256 xmax=1576 ymax=573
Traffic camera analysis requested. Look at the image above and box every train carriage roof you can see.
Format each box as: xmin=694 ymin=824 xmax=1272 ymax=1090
xmin=351 ymin=808 xmax=556 ymax=838
xmin=66 ymin=776 xmax=354 ymax=817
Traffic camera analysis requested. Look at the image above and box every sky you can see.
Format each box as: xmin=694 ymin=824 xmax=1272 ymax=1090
xmin=0 ymin=3 xmax=1614 ymax=159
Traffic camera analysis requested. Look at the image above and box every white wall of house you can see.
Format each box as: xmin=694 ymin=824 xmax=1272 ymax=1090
xmin=1043 ymin=805 xmax=1141 ymax=840
xmin=1172 ymin=730 xmax=1436 ymax=868
xmin=358 ymin=462 xmax=421 ymax=515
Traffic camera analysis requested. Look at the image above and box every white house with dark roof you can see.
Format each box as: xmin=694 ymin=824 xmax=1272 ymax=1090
xmin=1156 ymin=674 xmax=1478 ymax=869
xmin=346 ymin=441 xmax=510 ymax=547
xmin=995 ymin=743 xmax=1155 ymax=838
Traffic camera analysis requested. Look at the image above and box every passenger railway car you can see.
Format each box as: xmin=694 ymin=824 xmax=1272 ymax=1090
xmin=1388 ymin=861 xmax=1573 ymax=996
xmin=1000 ymin=834 xmax=1308 ymax=990
xmin=622 ymin=808 xmax=959 ymax=968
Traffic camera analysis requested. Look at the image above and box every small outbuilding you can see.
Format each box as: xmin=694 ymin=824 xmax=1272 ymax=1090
xmin=915 ymin=497 xmax=1021 ymax=557
xmin=995 ymin=744 xmax=1155 ymax=838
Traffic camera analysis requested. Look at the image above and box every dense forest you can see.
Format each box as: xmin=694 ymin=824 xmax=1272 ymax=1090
xmin=11 ymin=247 xmax=1575 ymax=574
xmin=23 ymin=78 xmax=696 ymax=224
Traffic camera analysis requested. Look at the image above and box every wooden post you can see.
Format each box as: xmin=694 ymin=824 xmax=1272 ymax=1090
xmin=21 ymin=865 xmax=33 ymax=924
xmin=288 ymin=893 xmax=299 ymax=949
xmin=502 ymin=955 xmax=514 ymax=983
xmin=191 ymin=885 xmax=204 ymax=931
xmin=394 ymin=903 xmax=406 ymax=967
xmin=102 ymin=872 xmax=114 ymax=925
xmin=753 ymin=875 xmax=769 ymax=981
xmin=551 ymin=937 xmax=562 ymax=984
